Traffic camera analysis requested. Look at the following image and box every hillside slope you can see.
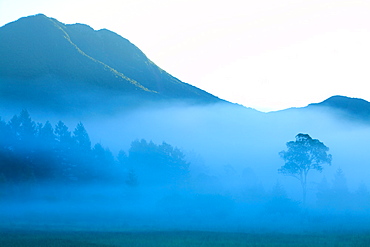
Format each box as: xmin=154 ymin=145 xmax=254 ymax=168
xmin=0 ymin=14 xmax=223 ymax=114
xmin=268 ymin=95 xmax=370 ymax=125
xmin=308 ymin=95 xmax=370 ymax=121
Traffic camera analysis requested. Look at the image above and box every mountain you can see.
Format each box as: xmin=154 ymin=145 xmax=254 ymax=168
xmin=0 ymin=14 xmax=224 ymax=114
xmin=307 ymin=95 xmax=370 ymax=122
xmin=270 ymin=95 xmax=370 ymax=124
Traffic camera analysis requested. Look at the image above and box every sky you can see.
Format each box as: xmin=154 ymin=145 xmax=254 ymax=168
xmin=1 ymin=0 xmax=370 ymax=112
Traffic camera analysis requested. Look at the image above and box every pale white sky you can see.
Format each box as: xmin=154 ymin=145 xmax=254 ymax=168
xmin=1 ymin=0 xmax=370 ymax=112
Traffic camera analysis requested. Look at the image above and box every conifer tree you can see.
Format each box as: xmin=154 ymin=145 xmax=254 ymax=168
xmin=37 ymin=121 xmax=56 ymax=149
xmin=73 ymin=122 xmax=91 ymax=151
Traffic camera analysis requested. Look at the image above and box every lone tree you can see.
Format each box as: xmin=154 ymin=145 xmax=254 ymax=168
xmin=279 ymin=133 xmax=332 ymax=204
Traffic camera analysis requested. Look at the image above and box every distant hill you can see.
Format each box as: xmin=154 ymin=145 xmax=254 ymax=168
xmin=270 ymin=95 xmax=370 ymax=124
xmin=0 ymin=14 xmax=224 ymax=114
xmin=307 ymin=95 xmax=370 ymax=122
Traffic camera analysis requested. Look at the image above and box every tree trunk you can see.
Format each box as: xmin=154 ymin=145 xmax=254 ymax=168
xmin=302 ymin=182 xmax=307 ymax=206
xmin=301 ymin=173 xmax=307 ymax=206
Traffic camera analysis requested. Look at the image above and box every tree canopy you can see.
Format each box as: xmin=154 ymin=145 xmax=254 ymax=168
xmin=279 ymin=133 xmax=332 ymax=204
xmin=128 ymin=139 xmax=189 ymax=185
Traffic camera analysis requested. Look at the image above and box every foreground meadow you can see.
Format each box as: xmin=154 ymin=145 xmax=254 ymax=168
xmin=0 ymin=230 xmax=369 ymax=247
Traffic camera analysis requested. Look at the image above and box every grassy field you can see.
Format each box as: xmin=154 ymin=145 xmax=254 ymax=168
xmin=0 ymin=230 xmax=369 ymax=247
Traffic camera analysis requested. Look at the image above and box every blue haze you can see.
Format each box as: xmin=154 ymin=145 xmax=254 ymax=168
xmin=1 ymin=103 xmax=370 ymax=233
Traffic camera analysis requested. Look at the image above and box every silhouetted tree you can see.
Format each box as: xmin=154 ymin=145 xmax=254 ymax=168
xmin=8 ymin=114 xmax=21 ymax=136
xmin=117 ymin=150 xmax=128 ymax=166
xmin=331 ymin=168 xmax=351 ymax=210
xmin=332 ymin=168 xmax=349 ymax=195
xmin=7 ymin=110 xmax=37 ymax=151
xmin=265 ymin=181 xmax=300 ymax=215
xmin=128 ymin=139 xmax=189 ymax=185
xmin=92 ymin=143 xmax=113 ymax=163
xmin=73 ymin=122 xmax=91 ymax=151
xmin=316 ymin=177 xmax=332 ymax=208
xmin=0 ymin=117 xmax=11 ymax=151
xmin=18 ymin=110 xmax=37 ymax=149
xmin=53 ymin=121 xmax=75 ymax=181
xmin=55 ymin=121 xmax=72 ymax=145
xmin=0 ymin=111 xmax=38 ymax=183
xmin=36 ymin=121 xmax=56 ymax=149
xmin=67 ymin=122 xmax=92 ymax=181
xmin=317 ymin=169 xmax=355 ymax=211
xmin=117 ymin=149 xmax=137 ymax=186
xmin=91 ymin=143 xmax=115 ymax=181
xmin=279 ymin=133 xmax=332 ymax=204
xmin=354 ymin=182 xmax=370 ymax=212
xmin=125 ymin=168 xmax=138 ymax=187
xmin=29 ymin=121 xmax=59 ymax=180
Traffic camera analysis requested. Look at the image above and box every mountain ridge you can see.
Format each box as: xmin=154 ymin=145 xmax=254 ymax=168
xmin=0 ymin=14 xmax=224 ymax=114
xmin=270 ymin=95 xmax=370 ymax=124
xmin=307 ymin=95 xmax=370 ymax=122
xmin=1 ymin=14 xmax=369 ymax=122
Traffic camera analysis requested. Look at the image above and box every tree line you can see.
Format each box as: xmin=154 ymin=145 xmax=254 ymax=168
xmin=0 ymin=110 xmax=189 ymax=189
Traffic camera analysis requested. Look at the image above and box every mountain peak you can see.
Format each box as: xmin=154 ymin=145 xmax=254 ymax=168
xmin=308 ymin=95 xmax=370 ymax=122
xmin=311 ymin=95 xmax=370 ymax=110
xmin=4 ymin=13 xmax=49 ymax=27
